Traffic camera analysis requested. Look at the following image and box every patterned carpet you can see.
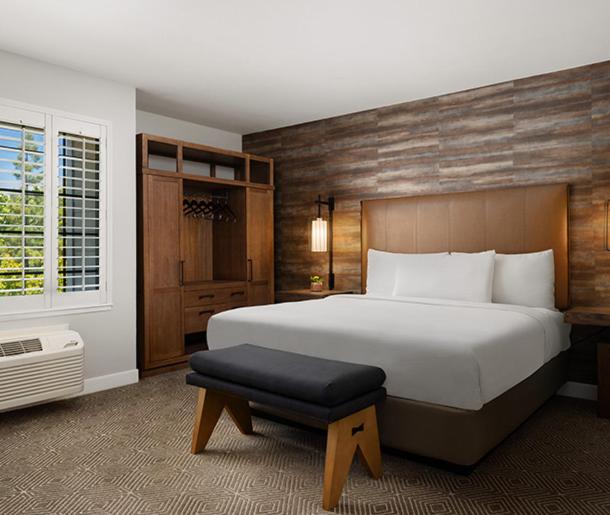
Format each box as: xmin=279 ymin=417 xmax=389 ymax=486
xmin=1 ymin=371 xmax=609 ymax=515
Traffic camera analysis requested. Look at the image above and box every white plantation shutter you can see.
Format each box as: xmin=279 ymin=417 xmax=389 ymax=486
xmin=0 ymin=121 xmax=46 ymax=296
xmin=57 ymin=132 xmax=101 ymax=293
xmin=0 ymin=102 xmax=109 ymax=318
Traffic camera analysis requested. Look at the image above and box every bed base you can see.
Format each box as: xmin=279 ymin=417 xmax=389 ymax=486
xmin=253 ymin=351 xmax=568 ymax=467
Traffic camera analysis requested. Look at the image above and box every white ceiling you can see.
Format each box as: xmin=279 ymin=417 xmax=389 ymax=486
xmin=1 ymin=1 xmax=609 ymax=134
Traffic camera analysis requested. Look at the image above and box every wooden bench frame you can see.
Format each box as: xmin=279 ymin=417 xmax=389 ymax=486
xmin=191 ymin=387 xmax=383 ymax=511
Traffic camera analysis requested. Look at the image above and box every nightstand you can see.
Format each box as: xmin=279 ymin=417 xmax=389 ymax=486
xmin=275 ymin=289 xmax=356 ymax=303
xmin=565 ymin=307 xmax=610 ymax=418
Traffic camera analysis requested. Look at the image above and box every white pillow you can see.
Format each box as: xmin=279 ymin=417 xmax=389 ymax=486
xmin=492 ymin=250 xmax=555 ymax=309
xmin=392 ymin=251 xmax=496 ymax=303
xmin=366 ymin=249 xmax=449 ymax=296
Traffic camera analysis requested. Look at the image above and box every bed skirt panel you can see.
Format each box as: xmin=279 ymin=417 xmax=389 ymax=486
xmin=252 ymin=351 xmax=568 ymax=466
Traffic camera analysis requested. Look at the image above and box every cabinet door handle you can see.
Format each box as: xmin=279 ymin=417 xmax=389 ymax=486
xmin=248 ymin=259 xmax=253 ymax=282
xmin=198 ymin=294 xmax=214 ymax=300
xmin=231 ymin=291 xmax=245 ymax=296
xmin=198 ymin=309 xmax=214 ymax=316
xmin=179 ymin=260 xmax=185 ymax=286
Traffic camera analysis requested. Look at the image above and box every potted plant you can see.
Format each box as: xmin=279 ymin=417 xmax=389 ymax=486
xmin=310 ymin=275 xmax=324 ymax=292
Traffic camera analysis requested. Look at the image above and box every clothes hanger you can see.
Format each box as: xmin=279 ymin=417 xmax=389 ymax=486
xmin=182 ymin=195 xmax=237 ymax=222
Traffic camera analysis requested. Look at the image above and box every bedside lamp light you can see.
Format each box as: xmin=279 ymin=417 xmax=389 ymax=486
xmin=311 ymin=195 xmax=335 ymax=289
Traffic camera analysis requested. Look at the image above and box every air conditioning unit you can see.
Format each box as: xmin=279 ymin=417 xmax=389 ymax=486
xmin=0 ymin=329 xmax=84 ymax=412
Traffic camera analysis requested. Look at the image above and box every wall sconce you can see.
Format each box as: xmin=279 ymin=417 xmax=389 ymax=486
xmin=311 ymin=195 xmax=335 ymax=289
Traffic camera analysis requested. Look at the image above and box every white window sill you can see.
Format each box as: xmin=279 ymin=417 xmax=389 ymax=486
xmin=0 ymin=303 xmax=113 ymax=323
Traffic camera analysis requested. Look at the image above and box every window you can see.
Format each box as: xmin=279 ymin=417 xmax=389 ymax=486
xmin=57 ymin=132 xmax=101 ymax=293
xmin=0 ymin=121 xmax=45 ymax=297
xmin=0 ymin=102 xmax=109 ymax=317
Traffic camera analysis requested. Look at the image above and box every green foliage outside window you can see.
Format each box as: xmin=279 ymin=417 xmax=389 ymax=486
xmin=0 ymin=130 xmax=44 ymax=296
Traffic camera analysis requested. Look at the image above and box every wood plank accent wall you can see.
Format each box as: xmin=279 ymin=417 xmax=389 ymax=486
xmin=244 ymin=61 xmax=610 ymax=314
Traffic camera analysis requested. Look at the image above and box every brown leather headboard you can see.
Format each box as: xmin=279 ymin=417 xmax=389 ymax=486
xmin=361 ymin=184 xmax=569 ymax=309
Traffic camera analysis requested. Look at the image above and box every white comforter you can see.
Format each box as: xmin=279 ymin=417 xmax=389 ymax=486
xmin=207 ymin=295 xmax=570 ymax=410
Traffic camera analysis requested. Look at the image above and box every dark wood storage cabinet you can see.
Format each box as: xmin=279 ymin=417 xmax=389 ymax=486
xmin=137 ymin=134 xmax=274 ymax=375
xmin=565 ymin=307 xmax=610 ymax=418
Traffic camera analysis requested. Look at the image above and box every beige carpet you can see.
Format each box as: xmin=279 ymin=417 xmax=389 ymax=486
xmin=1 ymin=370 xmax=609 ymax=515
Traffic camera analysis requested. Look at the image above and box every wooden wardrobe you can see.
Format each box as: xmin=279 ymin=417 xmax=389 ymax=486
xmin=136 ymin=134 xmax=274 ymax=375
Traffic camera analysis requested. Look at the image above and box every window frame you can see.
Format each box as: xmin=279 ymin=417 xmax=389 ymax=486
xmin=0 ymin=98 xmax=112 ymax=320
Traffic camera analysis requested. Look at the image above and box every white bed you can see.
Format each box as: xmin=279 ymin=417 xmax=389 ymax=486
xmin=207 ymin=294 xmax=570 ymax=411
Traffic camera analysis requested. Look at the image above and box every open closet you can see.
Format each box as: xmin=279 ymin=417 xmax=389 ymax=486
xmin=136 ymin=134 xmax=274 ymax=375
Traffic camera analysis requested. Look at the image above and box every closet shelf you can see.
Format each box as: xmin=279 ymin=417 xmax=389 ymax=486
xmin=142 ymin=168 xmax=273 ymax=190
xmin=138 ymin=133 xmax=273 ymax=189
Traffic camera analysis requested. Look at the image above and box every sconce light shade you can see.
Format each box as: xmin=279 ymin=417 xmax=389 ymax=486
xmin=311 ymin=217 xmax=328 ymax=252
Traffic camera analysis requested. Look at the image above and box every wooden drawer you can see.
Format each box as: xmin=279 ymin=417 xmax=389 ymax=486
xmin=184 ymin=302 xmax=246 ymax=334
xmin=184 ymin=286 xmax=247 ymax=308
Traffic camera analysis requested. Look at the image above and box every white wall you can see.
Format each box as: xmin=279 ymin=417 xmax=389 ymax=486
xmin=0 ymin=51 xmax=138 ymax=391
xmin=136 ymin=110 xmax=242 ymax=151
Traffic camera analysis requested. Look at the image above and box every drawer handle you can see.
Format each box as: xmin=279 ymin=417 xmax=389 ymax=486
xmin=230 ymin=291 xmax=245 ymax=296
xmin=198 ymin=294 xmax=215 ymax=300
xmin=198 ymin=309 xmax=214 ymax=316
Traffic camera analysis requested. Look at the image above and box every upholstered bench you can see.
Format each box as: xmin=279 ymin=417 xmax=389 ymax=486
xmin=186 ymin=344 xmax=386 ymax=511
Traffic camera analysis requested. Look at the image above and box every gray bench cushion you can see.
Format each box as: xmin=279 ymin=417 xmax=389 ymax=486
xmin=189 ymin=344 xmax=386 ymax=407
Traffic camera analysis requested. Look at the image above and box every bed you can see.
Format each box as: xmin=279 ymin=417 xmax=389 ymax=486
xmin=207 ymin=183 xmax=571 ymax=466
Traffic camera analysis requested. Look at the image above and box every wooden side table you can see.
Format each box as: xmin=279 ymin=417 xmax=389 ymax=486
xmin=565 ymin=307 xmax=610 ymax=418
xmin=275 ymin=289 xmax=356 ymax=303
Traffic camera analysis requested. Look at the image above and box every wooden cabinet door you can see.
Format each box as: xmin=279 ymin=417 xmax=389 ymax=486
xmin=144 ymin=175 xmax=183 ymax=364
xmin=145 ymin=175 xmax=182 ymax=289
xmin=148 ymin=289 xmax=183 ymax=363
xmin=246 ymin=188 xmax=274 ymax=306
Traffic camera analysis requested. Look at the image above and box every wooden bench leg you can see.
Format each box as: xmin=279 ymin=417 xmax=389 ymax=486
xmin=191 ymin=388 xmax=253 ymax=454
xmin=323 ymin=405 xmax=382 ymax=511
xmin=225 ymin=396 xmax=254 ymax=435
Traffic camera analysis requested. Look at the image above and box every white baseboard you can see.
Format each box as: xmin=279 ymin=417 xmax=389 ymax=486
xmin=83 ymin=369 xmax=139 ymax=395
xmin=557 ymin=381 xmax=598 ymax=401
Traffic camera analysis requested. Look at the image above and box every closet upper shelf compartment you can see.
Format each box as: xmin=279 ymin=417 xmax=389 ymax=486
xmin=250 ymin=157 xmax=273 ymax=185
xmin=183 ymin=146 xmax=246 ymax=181
xmin=137 ymin=133 xmax=273 ymax=190
xmin=147 ymin=139 xmax=178 ymax=173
